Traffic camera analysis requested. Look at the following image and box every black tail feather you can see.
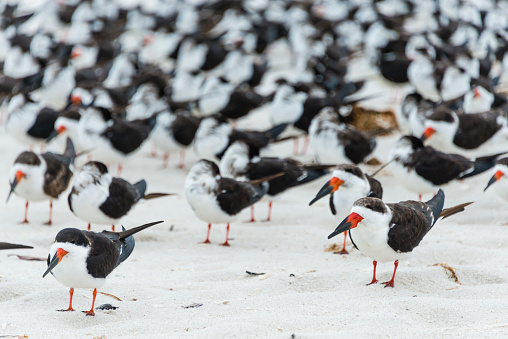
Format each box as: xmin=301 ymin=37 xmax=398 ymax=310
xmin=460 ymin=151 xmax=508 ymax=179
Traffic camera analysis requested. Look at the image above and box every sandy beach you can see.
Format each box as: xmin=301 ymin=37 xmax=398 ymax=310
xmin=2 ymin=104 xmax=508 ymax=338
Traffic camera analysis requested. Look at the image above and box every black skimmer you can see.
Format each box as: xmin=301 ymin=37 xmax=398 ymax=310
xmin=391 ymin=135 xmax=505 ymax=199
xmin=309 ymin=164 xmax=383 ymax=254
xmin=7 ymin=138 xmax=75 ymax=225
xmin=184 ymin=159 xmax=267 ymax=246
xmin=398 ymin=92 xmax=439 ymax=137
xmin=220 ymin=140 xmax=331 ymax=222
xmin=68 ymin=161 xmax=169 ymax=231
xmin=463 ymin=85 xmax=508 ymax=114
xmin=43 ymin=220 xmax=163 ymax=316
xmin=328 ymin=190 xmax=471 ymax=287
xmin=0 ymin=242 xmax=33 ymax=250
xmin=150 ymin=111 xmax=201 ymax=168
xmin=484 ymin=158 xmax=508 ymax=202
xmin=77 ymin=107 xmax=155 ymax=175
xmin=193 ymin=116 xmax=287 ymax=161
xmin=46 ymin=109 xmax=83 ymax=153
xmin=5 ymin=94 xmax=60 ymax=150
xmin=309 ymin=107 xmax=376 ymax=165
xmin=421 ymin=109 xmax=508 ymax=155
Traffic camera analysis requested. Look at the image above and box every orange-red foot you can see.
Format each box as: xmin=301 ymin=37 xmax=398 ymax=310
xmin=221 ymin=242 xmax=230 ymax=247
xmin=83 ymin=310 xmax=95 ymax=316
xmin=44 ymin=221 xmax=52 ymax=226
xmin=202 ymin=239 xmax=211 ymax=244
xmin=366 ymin=279 xmax=378 ymax=286
xmin=18 ymin=220 xmax=29 ymax=224
xmin=382 ymin=280 xmax=395 ymax=288
xmin=336 ymin=248 xmax=349 ymax=255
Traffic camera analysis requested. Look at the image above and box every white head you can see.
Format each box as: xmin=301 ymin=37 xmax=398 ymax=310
xmin=463 ymin=86 xmax=494 ymax=114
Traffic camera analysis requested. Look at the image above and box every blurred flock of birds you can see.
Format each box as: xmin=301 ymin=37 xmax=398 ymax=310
xmin=2 ymin=0 xmax=508 ymax=316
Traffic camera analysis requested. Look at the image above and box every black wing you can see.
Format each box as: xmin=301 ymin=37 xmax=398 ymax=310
xmin=386 ymin=191 xmax=444 ymax=253
xmin=216 ymin=178 xmax=266 ymax=215
xmin=40 ymin=153 xmax=73 ymax=199
xmin=101 ymin=120 xmax=149 ymax=154
xmin=85 ymin=232 xmax=120 ymax=279
xmin=170 ymin=114 xmax=200 ymax=146
xmin=414 ymin=147 xmax=472 ymax=185
xmin=99 ymin=178 xmax=141 ymax=219
xmin=339 ymin=127 xmax=376 ymax=164
xmin=453 ymin=113 xmax=502 ymax=149
xmin=27 ymin=108 xmax=59 ymax=139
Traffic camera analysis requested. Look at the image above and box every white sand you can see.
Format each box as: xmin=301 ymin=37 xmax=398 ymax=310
xmin=1 ymin=102 xmax=508 ymax=339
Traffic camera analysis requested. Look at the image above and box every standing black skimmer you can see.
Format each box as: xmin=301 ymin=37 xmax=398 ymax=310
xmin=220 ymin=140 xmax=331 ymax=222
xmin=150 ymin=111 xmax=201 ymax=169
xmin=68 ymin=161 xmax=169 ymax=231
xmin=193 ymin=116 xmax=287 ymax=161
xmin=184 ymin=159 xmax=267 ymax=245
xmin=7 ymin=138 xmax=75 ymax=225
xmin=328 ymin=190 xmax=471 ymax=287
xmin=421 ymin=109 xmax=508 ymax=155
xmin=5 ymin=94 xmax=60 ymax=150
xmin=398 ymin=92 xmax=439 ymax=137
xmin=309 ymin=107 xmax=376 ymax=165
xmin=43 ymin=221 xmax=163 ymax=316
xmin=0 ymin=242 xmax=33 ymax=250
xmin=309 ymin=164 xmax=383 ymax=254
xmin=484 ymin=158 xmax=508 ymax=202
xmin=390 ymin=135 xmax=505 ymax=200
xmin=77 ymin=107 xmax=155 ymax=175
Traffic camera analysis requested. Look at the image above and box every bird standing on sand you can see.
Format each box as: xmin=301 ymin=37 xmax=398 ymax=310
xmin=220 ymin=140 xmax=331 ymax=222
xmin=310 ymin=164 xmax=383 ymax=254
xmin=43 ymin=221 xmax=163 ymax=316
xmin=390 ymin=135 xmax=505 ymax=200
xmin=7 ymin=138 xmax=75 ymax=225
xmin=328 ymin=190 xmax=471 ymax=287
xmin=185 ymin=159 xmax=267 ymax=246
xmin=68 ymin=161 xmax=169 ymax=231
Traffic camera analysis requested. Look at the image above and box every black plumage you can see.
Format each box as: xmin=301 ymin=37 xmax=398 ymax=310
xmin=27 ymin=108 xmax=60 ymax=139
xmin=215 ymin=178 xmax=265 ymax=216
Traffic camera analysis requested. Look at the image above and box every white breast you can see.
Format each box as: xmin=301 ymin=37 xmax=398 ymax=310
xmin=185 ymin=177 xmax=235 ymax=224
xmin=10 ymin=162 xmax=49 ymax=202
xmin=48 ymin=242 xmax=106 ymax=289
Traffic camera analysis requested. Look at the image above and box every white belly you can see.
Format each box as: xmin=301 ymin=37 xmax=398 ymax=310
xmin=350 ymin=223 xmax=409 ymax=263
xmin=185 ymin=187 xmax=236 ymax=224
xmin=70 ymin=186 xmax=117 ymax=225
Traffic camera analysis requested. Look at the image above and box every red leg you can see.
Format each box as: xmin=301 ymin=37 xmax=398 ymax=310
xmin=58 ymin=288 xmax=75 ymax=311
xmin=250 ymin=205 xmax=256 ymax=222
xmin=367 ymin=261 xmax=378 ymax=285
xmin=221 ymin=223 xmax=230 ymax=246
xmin=337 ymin=231 xmax=349 ymax=254
xmin=266 ymin=201 xmax=273 ymax=222
xmin=418 ymin=194 xmax=422 ymax=202
xmin=162 ymin=153 xmax=169 ymax=168
xmin=83 ymin=288 xmax=97 ymax=316
xmin=87 ymin=223 xmax=91 ymax=231
xmin=40 ymin=144 xmax=45 ymax=153
xmin=382 ymin=260 xmax=399 ymax=288
xmin=293 ymin=137 xmax=299 ymax=155
xmin=111 ymin=224 xmax=115 ymax=232
xmin=179 ymin=150 xmax=185 ymax=169
xmin=300 ymin=135 xmax=309 ymax=155
xmin=20 ymin=201 xmax=29 ymax=224
xmin=116 ymin=163 xmax=123 ymax=177
xmin=151 ymin=144 xmax=157 ymax=158
xmin=44 ymin=201 xmax=53 ymax=225
xmin=202 ymin=224 xmax=211 ymax=244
